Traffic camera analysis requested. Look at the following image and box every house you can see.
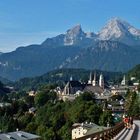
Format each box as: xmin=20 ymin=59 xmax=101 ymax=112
xmin=72 ymin=122 xmax=107 ymax=140
xmin=130 ymin=77 xmax=136 ymax=81
xmin=133 ymin=82 xmax=139 ymax=86
xmin=111 ymin=86 xmax=127 ymax=95
xmin=0 ymin=102 xmax=11 ymax=108
xmin=60 ymin=94 xmax=76 ymax=102
xmin=28 ymin=91 xmax=36 ymax=96
xmin=29 ymin=107 xmax=36 ymax=114
xmin=95 ymin=93 xmax=111 ymax=103
xmin=0 ymin=131 xmax=41 ymax=140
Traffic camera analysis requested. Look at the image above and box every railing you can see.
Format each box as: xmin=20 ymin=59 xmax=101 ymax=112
xmin=134 ymin=116 xmax=140 ymax=120
xmin=73 ymin=122 xmax=124 ymax=140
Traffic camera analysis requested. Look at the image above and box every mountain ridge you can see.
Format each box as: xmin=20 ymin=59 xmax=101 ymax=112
xmin=0 ymin=17 xmax=140 ymax=80
xmin=42 ymin=17 xmax=140 ymax=47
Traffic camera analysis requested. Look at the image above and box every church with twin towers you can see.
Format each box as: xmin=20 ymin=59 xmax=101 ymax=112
xmin=88 ymin=72 xmax=105 ymax=89
xmin=62 ymin=71 xmax=105 ymax=96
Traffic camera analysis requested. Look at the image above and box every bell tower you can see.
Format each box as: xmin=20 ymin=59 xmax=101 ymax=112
xmin=99 ymin=74 xmax=104 ymax=89
xmin=92 ymin=71 xmax=96 ymax=86
xmin=88 ymin=72 xmax=92 ymax=84
xmin=121 ymin=75 xmax=126 ymax=86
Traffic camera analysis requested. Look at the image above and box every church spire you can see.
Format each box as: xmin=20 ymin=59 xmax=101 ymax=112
xmin=88 ymin=72 xmax=92 ymax=84
xmin=121 ymin=75 xmax=126 ymax=86
xmin=92 ymin=71 xmax=96 ymax=86
xmin=99 ymin=73 xmax=104 ymax=89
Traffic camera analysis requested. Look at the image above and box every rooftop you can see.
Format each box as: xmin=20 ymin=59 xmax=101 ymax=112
xmin=84 ymin=85 xmax=104 ymax=94
xmin=72 ymin=122 xmax=107 ymax=136
xmin=0 ymin=131 xmax=40 ymax=140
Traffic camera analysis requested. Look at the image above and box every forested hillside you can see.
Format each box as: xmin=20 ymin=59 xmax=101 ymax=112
xmin=14 ymin=68 xmax=122 ymax=91
xmin=127 ymin=64 xmax=140 ymax=80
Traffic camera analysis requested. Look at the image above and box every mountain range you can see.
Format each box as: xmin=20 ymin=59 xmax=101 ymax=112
xmin=0 ymin=17 xmax=140 ymax=81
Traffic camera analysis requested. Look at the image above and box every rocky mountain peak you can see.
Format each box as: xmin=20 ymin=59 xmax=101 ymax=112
xmin=64 ymin=24 xmax=86 ymax=45
xmin=98 ymin=18 xmax=130 ymax=40
xmin=66 ymin=24 xmax=84 ymax=37
xmin=98 ymin=17 xmax=140 ymax=45
xmin=1 ymin=18 xmax=140 ymax=80
xmin=41 ymin=18 xmax=140 ymax=48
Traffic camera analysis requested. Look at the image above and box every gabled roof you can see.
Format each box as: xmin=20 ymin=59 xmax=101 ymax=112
xmin=29 ymin=107 xmax=36 ymax=112
xmin=72 ymin=122 xmax=107 ymax=136
xmin=85 ymin=126 xmax=107 ymax=135
xmin=84 ymin=85 xmax=104 ymax=94
xmin=66 ymin=81 xmax=84 ymax=88
xmin=0 ymin=131 xmax=40 ymax=140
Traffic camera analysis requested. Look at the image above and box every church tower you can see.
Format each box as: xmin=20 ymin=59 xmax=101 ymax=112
xmin=121 ymin=75 xmax=126 ymax=86
xmin=99 ymin=74 xmax=104 ymax=89
xmin=92 ymin=71 xmax=96 ymax=86
xmin=88 ymin=72 xmax=92 ymax=84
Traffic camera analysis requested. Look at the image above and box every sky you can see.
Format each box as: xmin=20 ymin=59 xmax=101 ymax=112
xmin=0 ymin=0 xmax=140 ymax=52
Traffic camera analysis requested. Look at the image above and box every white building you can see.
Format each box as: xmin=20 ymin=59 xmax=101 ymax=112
xmin=111 ymin=86 xmax=127 ymax=95
xmin=72 ymin=122 xmax=107 ymax=140
xmin=28 ymin=91 xmax=36 ymax=96
xmin=130 ymin=77 xmax=136 ymax=81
